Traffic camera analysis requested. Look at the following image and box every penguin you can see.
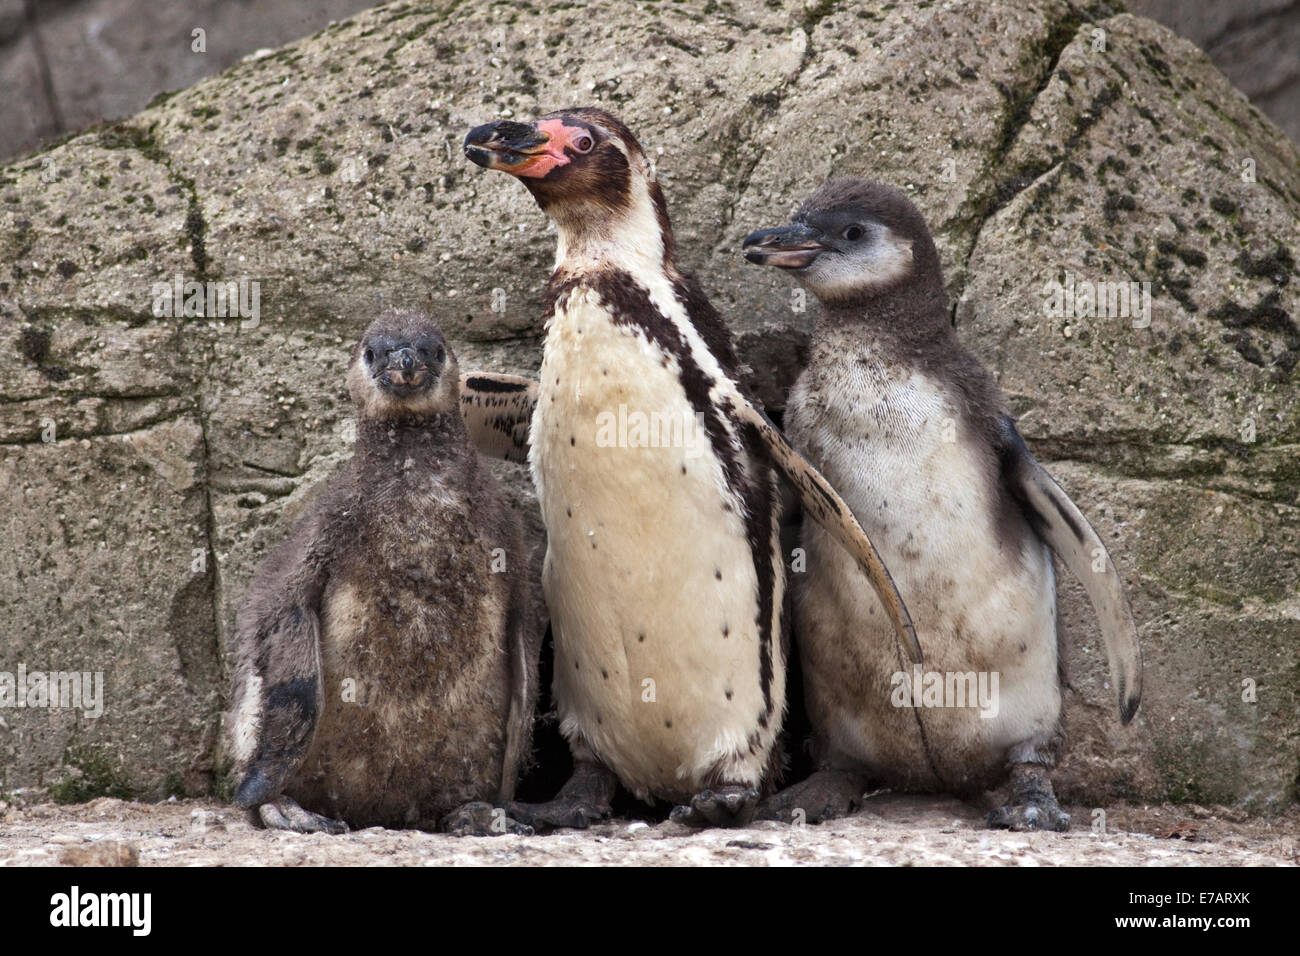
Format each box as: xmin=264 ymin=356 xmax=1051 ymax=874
xmin=227 ymin=310 xmax=539 ymax=834
xmin=463 ymin=108 xmax=920 ymax=830
xmin=457 ymin=372 xmax=537 ymax=464
xmin=741 ymin=178 xmax=1143 ymax=830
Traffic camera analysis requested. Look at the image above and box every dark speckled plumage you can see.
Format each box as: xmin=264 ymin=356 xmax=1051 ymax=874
xmin=228 ymin=311 xmax=538 ymax=831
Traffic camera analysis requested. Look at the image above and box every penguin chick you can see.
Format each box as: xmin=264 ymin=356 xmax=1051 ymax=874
xmin=227 ymin=311 xmax=539 ymax=835
xmin=743 ymin=179 xmax=1142 ymax=831
xmin=464 ymin=110 xmax=918 ymax=830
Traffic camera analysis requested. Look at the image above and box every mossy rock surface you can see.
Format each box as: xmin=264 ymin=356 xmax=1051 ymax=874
xmin=0 ymin=0 xmax=1296 ymax=810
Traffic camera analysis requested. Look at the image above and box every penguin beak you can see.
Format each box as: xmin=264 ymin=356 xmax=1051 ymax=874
xmin=371 ymin=340 xmax=444 ymax=392
xmin=382 ymin=347 xmax=428 ymax=389
xmin=464 ymin=118 xmax=574 ymax=179
xmin=742 ymin=223 xmax=829 ymax=269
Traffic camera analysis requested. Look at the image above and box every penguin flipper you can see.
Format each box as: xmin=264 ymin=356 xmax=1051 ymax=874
xmin=498 ymin=575 xmax=537 ymax=803
xmin=231 ymin=600 xmax=326 ymax=809
xmin=230 ymin=499 xmax=335 ymax=811
xmin=996 ymin=415 xmax=1143 ymax=724
xmin=728 ymin=392 xmax=921 ymax=663
xmin=458 ymin=372 xmax=538 ymax=463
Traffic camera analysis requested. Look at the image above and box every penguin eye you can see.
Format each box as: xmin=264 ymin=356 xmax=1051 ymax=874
xmin=434 ymin=345 xmax=446 ymax=363
xmin=572 ymin=134 xmax=594 ymax=154
xmin=363 ymin=348 xmax=375 ymax=365
xmin=843 ymin=225 xmax=865 ymax=242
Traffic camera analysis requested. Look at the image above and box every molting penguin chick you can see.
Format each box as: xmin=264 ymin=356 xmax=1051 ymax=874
xmin=464 ymin=110 xmax=919 ymax=829
xmin=743 ymin=179 xmax=1142 ymax=831
xmin=227 ymin=311 xmax=539 ymax=834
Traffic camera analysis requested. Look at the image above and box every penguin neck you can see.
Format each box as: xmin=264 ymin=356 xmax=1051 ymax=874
xmin=815 ymin=280 xmax=955 ymax=361
xmin=550 ymin=172 xmax=676 ymax=283
xmin=354 ymin=413 xmax=469 ymax=470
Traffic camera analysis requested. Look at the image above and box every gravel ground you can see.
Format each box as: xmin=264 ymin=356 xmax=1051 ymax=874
xmin=1 ymin=793 xmax=1295 ymax=867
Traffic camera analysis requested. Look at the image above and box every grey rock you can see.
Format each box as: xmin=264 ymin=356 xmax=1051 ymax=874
xmin=0 ymin=2 xmax=27 ymax=45
xmin=0 ymin=32 xmax=61 ymax=160
xmin=0 ymin=0 xmax=1296 ymax=813
xmin=1129 ymin=0 xmax=1300 ymax=143
xmin=0 ymin=0 xmax=379 ymax=163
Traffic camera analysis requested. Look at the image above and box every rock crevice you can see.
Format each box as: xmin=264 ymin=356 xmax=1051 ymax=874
xmin=0 ymin=0 xmax=1296 ymax=811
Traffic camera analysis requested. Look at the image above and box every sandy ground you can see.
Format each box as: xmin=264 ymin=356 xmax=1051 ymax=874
xmin=1 ymin=793 xmax=1295 ymax=866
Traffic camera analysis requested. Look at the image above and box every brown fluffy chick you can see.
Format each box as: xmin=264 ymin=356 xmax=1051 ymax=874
xmin=227 ymin=310 xmax=539 ymax=834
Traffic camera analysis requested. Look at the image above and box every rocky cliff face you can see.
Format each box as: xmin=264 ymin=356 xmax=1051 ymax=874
xmin=1 ymin=0 xmax=1296 ymax=812
xmin=0 ymin=0 xmax=379 ymax=164
xmin=1128 ymin=0 xmax=1300 ymax=144
xmin=4 ymin=1 xmax=1296 ymax=166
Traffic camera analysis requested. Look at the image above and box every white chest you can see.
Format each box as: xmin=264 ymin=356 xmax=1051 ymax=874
xmin=527 ymin=285 xmax=784 ymax=799
xmin=787 ymin=342 xmax=1061 ymax=775
xmin=787 ymin=352 xmax=991 ymax=565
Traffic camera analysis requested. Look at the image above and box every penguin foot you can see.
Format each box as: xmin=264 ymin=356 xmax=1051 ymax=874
xmin=669 ymin=785 xmax=760 ymax=828
xmin=256 ymin=797 xmax=350 ymax=835
xmin=986 ymin=763 xmax=1070 ymax=832
xmin=506 ymin=798 xmax=610 ymax=832
xmin=442 ymin=801 xmax=534 ymax=837
xmin=506 ymin=760 xmax=617 ymax=833
xmin=987 ymin=799 xmax=1070 ymax=832
xmin=754 ymin=768 xmax=867 ymax=824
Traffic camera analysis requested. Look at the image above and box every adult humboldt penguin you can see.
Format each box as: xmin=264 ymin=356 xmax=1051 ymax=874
xmin=463 ymin=109 xmax=920 ymax=829
xmin=228 ymin=311 xmax=539 ymax=835
xmin=742 ymin=178 xmax=1143 ymax=830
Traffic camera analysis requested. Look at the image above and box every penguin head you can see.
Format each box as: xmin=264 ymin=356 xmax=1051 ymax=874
xmin=347 ymin=310 xmax=459 ymax=420
xmin=464 ymin=107 xmax=665 ymax=247
xmin=743 ymin=178 xmax=942 ymax=306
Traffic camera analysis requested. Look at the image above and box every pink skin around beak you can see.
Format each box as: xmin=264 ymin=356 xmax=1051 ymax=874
xmin=512 ymin=118 xmax=586 ymax=178
xmin=464 ymin=117 xmax=590 ymax=179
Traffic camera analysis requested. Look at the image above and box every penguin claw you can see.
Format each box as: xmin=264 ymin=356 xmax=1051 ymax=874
xmin=442 ymin=801 xmax=534 ymax=837
xmin=505 ymin=798 xmax=608 ymax=833
xmin=670 ymin=785 xmax=760 ymax=828
xmin=256 ymin=797 xmax=350 ymax=835
xmin=504 ymin=761 xmax=617 ymax=833
xmin=754 ymin=769 xmax=866 ymax=824
xmin=987 ymin=801 xmax=1070 ymax=832
xmin=987 ymin=762 xmax=1070 ymax=832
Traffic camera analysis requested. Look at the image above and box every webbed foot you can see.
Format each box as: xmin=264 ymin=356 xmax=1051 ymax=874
xmin=506 ymin=760 xmax=617 ymax=833
xmin=669 ymin=785 xmax=760 ymax=828
xmin=987 ymin=763 xmax=1070 ymax=832
xmin=754 ymin=768 xmax=866 ymax=824
xmin=255 ymin=796 xmax=350 ymax=835
xmin=442 ymin=800 xmax=534 ymax=837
